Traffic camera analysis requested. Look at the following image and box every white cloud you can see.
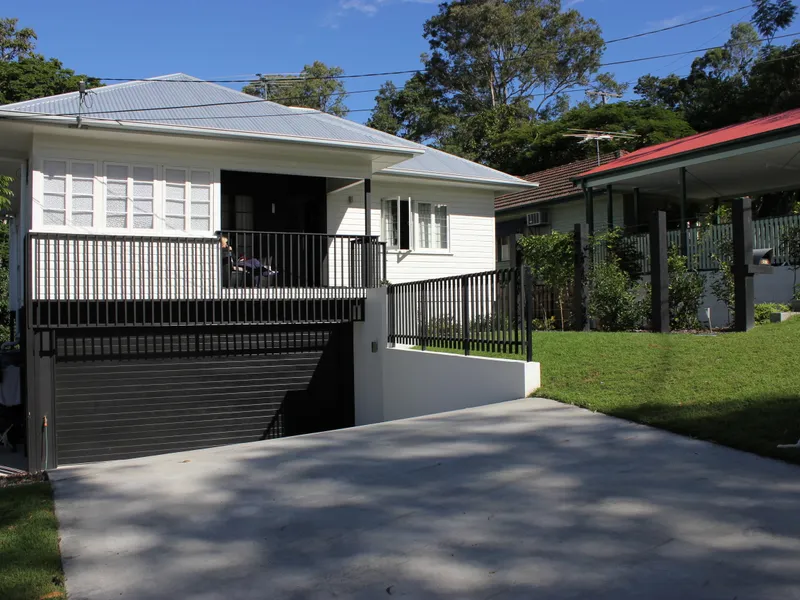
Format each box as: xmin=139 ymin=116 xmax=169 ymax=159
xmin=324 ymin=0 xmax=436 ymax=28
xmin=564 ymin=0 xmax=584 ymax=7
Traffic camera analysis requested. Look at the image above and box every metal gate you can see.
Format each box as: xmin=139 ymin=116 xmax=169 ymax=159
xmin=53 ymin=325 xmax=354 ymax=464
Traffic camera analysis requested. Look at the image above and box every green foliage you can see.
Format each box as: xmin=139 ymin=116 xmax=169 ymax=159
xmin=635 ymin=6 xmax=800 ymax=134
xmin=0 ymin=17 xmax=36 ymax=61
xmin=367 ymin=0 xmax=625 ymax=169
xmin=493 ymin=101 xmax=696 ymax=174
xmin=667 ymin=246 xmax=705 ymax=330
xmin=0 ymin=174 xmax=11 ymax=210
xmin=243 ymin=62 xmax=349 ymax=116
xmin=781 ymin=224 xmax=800 ymax=294
xmin=592 ymin=227 xmax=644 ymax=280
xmin=588 ymin=260 xmax=648 ymax=332
xmin=532 ymin=315 xmax=556 ymax=331
xmin=0 ymin=18 xmax=100 ymax=105
xmin=518 ymin=231 xmax=574 ymax=329
xmin=755 ymin=303 xmax=790 ymax=324
xmin=793 ymin=284 xmax=800 ymax=301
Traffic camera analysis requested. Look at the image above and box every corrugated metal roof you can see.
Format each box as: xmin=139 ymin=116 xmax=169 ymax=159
xmin=0 ymin=73 xmax=531 ymax=188
xmin=575 ymin=107 xmax=800 ymax=181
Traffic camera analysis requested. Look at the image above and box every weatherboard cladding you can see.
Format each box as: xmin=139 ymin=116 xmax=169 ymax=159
xmin=495 ymin=152 xmax=623 ymax=211
xmin=1 ymin=73 xmax=529 ymax=187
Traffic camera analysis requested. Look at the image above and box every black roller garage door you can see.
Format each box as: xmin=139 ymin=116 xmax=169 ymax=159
xmin=54 ymin=325 xmax=354 ymax=464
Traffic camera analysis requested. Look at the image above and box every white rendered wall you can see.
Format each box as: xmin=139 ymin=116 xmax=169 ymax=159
xmin=353 ymin=288 xmax=541 ymax=426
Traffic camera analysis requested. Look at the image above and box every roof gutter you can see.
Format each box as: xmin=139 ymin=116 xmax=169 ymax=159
xmin=572 ymin=124 xmax=800 ymax=189
xmin=0 ymin=111 xmax=424 ymax=158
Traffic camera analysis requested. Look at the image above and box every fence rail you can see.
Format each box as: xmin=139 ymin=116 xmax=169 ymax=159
xmin=594 ymin=214 xmax=800 ymax=274
xmin=388 ymin=268 xmax=535 ymax=360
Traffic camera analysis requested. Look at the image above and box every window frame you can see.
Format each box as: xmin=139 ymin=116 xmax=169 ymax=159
xmin=416 ymin=201 xmax=450 ymax=253
xmin=163 ymin=165 xmax=214 ymax=234
xmin=39 ymin=159 xmax=101 ymax=231
xmin=381 ymin=196 xmax=414 ymax=251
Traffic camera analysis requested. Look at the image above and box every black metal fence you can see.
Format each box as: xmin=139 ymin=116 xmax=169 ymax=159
xmin=387 ymin=268 xmax=536 ymax=361
xmin=27 ymin=231 xmax=386 ymax=328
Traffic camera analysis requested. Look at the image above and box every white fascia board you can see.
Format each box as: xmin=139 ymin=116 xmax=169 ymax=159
xmin=0 ymin=112 xmax=423 ymax=160
xmin=377 ymin=168 xmax=537 ymax=191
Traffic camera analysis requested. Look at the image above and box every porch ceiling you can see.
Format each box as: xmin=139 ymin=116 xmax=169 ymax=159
xmin=576 ymin=135 xmax=800 ymax=201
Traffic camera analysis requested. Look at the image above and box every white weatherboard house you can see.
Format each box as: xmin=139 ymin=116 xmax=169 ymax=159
xmin=0 ymin=74 xmax=535 ymax=470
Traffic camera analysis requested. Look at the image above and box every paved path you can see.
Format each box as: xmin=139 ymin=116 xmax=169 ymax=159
xmin=50 ymin=399 xmax=800 ymax=600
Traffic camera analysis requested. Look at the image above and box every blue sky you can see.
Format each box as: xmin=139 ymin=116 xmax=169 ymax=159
xmin=12 ymin=0 xmax=763 ymax=122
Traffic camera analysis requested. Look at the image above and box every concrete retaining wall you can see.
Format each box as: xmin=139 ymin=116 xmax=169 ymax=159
xmin=353 ymin=288 xmax=541 ymax=425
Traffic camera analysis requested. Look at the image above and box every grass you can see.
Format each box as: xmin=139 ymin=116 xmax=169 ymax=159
xmin=431 ymin=317 xmax=800 ymax=463
xmin=0 ymin=480 xmax=65 ymax=600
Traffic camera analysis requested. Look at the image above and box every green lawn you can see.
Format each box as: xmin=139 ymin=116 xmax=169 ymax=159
xmin=0 ymin=480 xmax=65 ymax=600
xmin=435 ymin=317 xmax=800 ymax=463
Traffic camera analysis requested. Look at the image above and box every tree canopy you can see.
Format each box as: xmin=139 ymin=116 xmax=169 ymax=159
xmin=0 ymin=17 xmax=100 ymax=105
xmin=243 ymin=61 xmax=348 ymax=117
xmin=367 ymin=0 xmax=618 ymax=163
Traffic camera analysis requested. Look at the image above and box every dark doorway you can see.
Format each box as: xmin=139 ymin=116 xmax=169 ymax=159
xmin=220 ymin=170 xmax=327 ymax=234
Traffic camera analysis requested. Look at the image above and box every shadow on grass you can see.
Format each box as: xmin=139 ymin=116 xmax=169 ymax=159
xmin=597 ymin=394 xmax=800 ymax=465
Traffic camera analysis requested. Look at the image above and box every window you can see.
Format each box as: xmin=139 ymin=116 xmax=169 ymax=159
xmin=164 ymin=168 xmax=187 ymax=231
xmin=382 ymin=197 xmax=412 ymax=250
xmin=105 ymin=164 xmax=157 ymax=230
xmin=164 ymin=168 xmax=213 ymax=232
xmin=418 ymin=202 xmax=448 ymax=250
xmin=132 ymin=167 xmax=155 ymax=229
xmin=42 ymin=160 xmax=97 ymax=228
xmin=42 ymin=161 xmax=67 ymax=226
xmin=105 ymin=164 xmax=129 ymax=228
xmin=498 ymin=235 xmax=511 ymax=262
xmin=71 ymin=163 xmax=95 ymax=227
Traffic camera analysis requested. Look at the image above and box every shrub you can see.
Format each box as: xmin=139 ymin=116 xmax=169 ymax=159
xmin=667 ymin=246 xmax=705 ymax=330
xmin=588 ymin=260 xmax=648 ymax=331
xmin=517 ymin=231 xmax=574 ymax=330
xmin=593 ymin=227 xmax=644 ymax=281
xmin=532 ymin=316 xmax=556 ymax=331
xmin=782 ymin=224 xmax=800 ymax=297
xmin=754 ymin=303 xmax=790 ymax=325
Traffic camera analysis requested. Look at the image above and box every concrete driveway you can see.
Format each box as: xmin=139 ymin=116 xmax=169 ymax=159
xmin=50 ymin=398 xmax=800 ymax=600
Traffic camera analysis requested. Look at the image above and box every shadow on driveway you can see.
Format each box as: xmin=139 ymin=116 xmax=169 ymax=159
xmin=50 ymin=399 xmax=800 ymax=600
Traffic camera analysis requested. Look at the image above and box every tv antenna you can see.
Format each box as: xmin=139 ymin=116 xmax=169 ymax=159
xmin=562 ymin=128 xmax=639 ymax=165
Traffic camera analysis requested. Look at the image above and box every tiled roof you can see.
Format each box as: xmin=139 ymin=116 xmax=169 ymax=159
xmin=495 ymin=152 xmax=624 ymax=211
xmin=0 ymin=73 xmax=532 ymax=189
xmin=576 ymin=108 xmax=800 ymax=180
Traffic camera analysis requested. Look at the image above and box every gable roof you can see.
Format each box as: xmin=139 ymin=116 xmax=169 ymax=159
xmin=495 ymin=152 xmax=623 ymax=212
xmin=575 ymin=108 xmax=800 ymax=182
xmin=0 ymin=73 xmax=532 ymax=189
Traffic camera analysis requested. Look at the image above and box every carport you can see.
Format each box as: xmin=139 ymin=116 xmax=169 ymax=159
xmin=573 ymin=108 xmax=800 ymax=250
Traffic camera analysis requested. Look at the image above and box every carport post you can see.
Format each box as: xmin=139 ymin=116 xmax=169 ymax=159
xmin=732 ymin=197 xmax=755 ymax=332
xmin=586 ymin=187 xmax=595 ymax=235
xmin=650 ymin=210 xmax=669 ymax=333
xmin=572 ymin=223 xmax=590 ymax=331
xmin=679 ymin=167 xmax=688 ymax=256
xmin=606 ymin=184 xmax=614 ymax=231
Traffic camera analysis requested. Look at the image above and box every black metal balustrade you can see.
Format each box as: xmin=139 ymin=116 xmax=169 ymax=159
xmin=27 ymin=231 xmax=386 ymax=328
xmin=387 ymin=268 xmax=535 ymax=361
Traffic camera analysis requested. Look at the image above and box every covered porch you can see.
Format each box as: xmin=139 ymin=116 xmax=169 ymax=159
xmin=573 ymin=110 xmax=800 ymax=260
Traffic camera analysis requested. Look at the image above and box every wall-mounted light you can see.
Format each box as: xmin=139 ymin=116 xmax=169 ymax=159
xmin=348 ymin=195 xmax=354 ymax=204
xmin=272 ymin=203 xmax=276 ymax=214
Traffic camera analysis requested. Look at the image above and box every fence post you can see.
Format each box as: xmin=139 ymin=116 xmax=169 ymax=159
xmin=461 ymin=275 xmax=470 ymax=356
xmin=523 ymin=265 xmax=533 ymax=362
xmin=572 ymin=223 xmax=589 ymax=331
xmin=421 ymin=283 xmax=428 ymax=351
xmin=650 ymin=210 xmax=670 ymax=333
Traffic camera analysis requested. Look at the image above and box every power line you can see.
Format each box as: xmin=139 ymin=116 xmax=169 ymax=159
xmin=599 ymin=31 xmax=800 ymax=67
xmin=605 ymin=5 xmax=751 ymax=44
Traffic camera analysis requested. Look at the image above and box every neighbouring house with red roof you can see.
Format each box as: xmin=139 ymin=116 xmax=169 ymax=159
xmin=495 ymin=152 xmax=627 ymax=267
